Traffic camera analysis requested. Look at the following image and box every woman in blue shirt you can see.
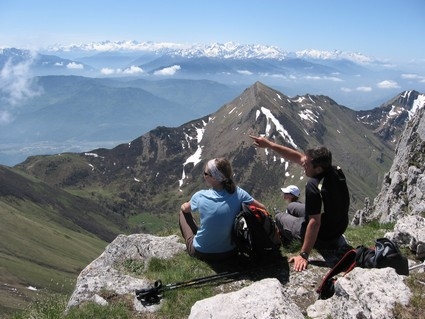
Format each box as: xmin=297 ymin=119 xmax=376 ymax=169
xmin=179 ymin=157 xmax=266 ymax=261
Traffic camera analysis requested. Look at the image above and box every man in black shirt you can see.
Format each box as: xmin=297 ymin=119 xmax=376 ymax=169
xmin=250 ymin=135 xmax=350 ymax=272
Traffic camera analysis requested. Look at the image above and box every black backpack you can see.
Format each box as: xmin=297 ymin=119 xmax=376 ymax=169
xmin=232 ymin=203 xmax=281 ymax=259
xmin=317 ymin=237 xmax=409 ymax=300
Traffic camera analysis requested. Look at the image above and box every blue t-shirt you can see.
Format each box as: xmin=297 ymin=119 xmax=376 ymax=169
xmin=190 ymin=186 xmax=254 ymax=253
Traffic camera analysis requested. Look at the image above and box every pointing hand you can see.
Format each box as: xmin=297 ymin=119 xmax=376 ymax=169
xmin=249 ymin=135 xmax=269 ymax=148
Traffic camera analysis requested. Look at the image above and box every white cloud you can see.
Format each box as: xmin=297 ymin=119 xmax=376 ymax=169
xmin=101 ymin=67 xmax=116 ymax=75
xmin=123 ymin=65 xmax=144 ymax=74
xmin=153 ymin=65 xmax=181 ymax=76
xmin=304 ymin=75 xmax=343 ymax=82
xmin=0 ymin=110 xmax=13 ymax=124
xmin=377 ymin=80 xmax=400 ymax=89
xmin=101 ymin=66 xmax=144 ymax=76
xmin=401 ymin=73 xmax=420 ymax=79
xmin=401 ymin=73 xmax=425 ymax=82
xmin=237 ymin=69 xmax=253 ymax=75
xmin=0 ymin=57 xmax=41 ymax=107
xmin=356 ymin=86 xmax=372 ymax=92
xmin=341 ymin=86 xmax=372 ymax=92
xmin=268 ymin=73 xmax=286 ymax=79
xmin=257 ymin=72 xmax=287 ymax=79
xmin=67 ymin=62 xmax=84 ymax=69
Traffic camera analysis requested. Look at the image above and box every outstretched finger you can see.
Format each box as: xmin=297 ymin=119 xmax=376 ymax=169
xmin=249 ymin=135 xmax=261 ymax=145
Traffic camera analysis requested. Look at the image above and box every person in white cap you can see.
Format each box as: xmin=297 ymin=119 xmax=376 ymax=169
xmin=275 ymin=185 xmax=305 ymax=246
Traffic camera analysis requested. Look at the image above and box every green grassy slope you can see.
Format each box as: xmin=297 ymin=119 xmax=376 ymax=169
xmin=0 ymin=165 xmax=130 ymax=314
xmin=0 ymin=199 xmax=108 ymax=314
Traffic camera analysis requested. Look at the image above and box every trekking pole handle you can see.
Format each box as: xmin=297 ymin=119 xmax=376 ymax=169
xmin=135 ymin=280 xmax=162 ymax=296
xmin=409 ymin=261 xmax=425 ymax=271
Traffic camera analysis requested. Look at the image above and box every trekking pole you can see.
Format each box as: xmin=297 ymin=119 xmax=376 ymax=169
xmin=409 ymin=261 xmax=425 ymax=272
xmin=135 ymin=270 xmax=241 ymax=304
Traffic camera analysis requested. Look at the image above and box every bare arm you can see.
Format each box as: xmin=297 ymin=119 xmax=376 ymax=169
xmin=249 ymin=135 xmax=304 ymax=166
xmin=289 ymin=213 xmax=321 ymax=271
xmin=300 ymin=214 xmax=321 ymax=255
xmin=181 ymin=202 xmax=191 ymax=213
xmin=249 ymin=199 xmax=267 ymax=210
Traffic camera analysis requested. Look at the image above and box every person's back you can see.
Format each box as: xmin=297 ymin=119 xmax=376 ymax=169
xmin=286 ymin=201 xmax=305 ymax=218
xmin=191 ymin=187 xmax=251 ymax=253
xmin=320 ymin=166 xmax=349 ymax=240
xmin=179 ymin=157 xmax=266 ymax=261
xmin=305 ymin=165 xmax=349 ymax=243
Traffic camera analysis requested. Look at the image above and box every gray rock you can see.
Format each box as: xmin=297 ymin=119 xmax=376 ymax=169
xmin=188 ymin=278 xmax=304 ymax=319
xmin=353 ymin=106 xmax=425 ymax=225
xmin=66 ymin=232 xmax=412 ymax=318
xmin=66 ymin=234 xmax=185 ymax=312
xmin=307 ymin=267 xmax=411 ymax=319
xmin=385 ymin=215 xmax=425 ymax=258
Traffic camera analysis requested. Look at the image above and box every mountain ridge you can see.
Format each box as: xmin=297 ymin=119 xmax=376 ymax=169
xmin=13 ymin=82 xmax=400 ymax=216
xmin=39 ymin=41 xmax=379 ymax=64
xmin=2 ymin=45 xmax=423 ymax=112
xmin=1 ymin=81 xmax=424 ymax=315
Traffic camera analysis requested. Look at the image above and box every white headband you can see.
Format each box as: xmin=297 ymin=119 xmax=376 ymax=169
xmin=207 ymin=159 xmax=226 ymax=182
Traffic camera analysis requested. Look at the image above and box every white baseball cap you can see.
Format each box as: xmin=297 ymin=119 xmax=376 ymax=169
xmin=281 ymin=185 xmax=300 ymax=197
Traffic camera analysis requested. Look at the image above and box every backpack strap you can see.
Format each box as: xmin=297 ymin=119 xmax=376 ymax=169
xmin=317 ymin=177 xmax=324 ymax=213
xmin=316 ymin=248 xmax=357 ymax=299
xmin=318 ymin=178 xmax=324 ymax=192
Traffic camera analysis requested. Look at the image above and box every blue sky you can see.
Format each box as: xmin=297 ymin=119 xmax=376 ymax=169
xmin=1 ymin=0 xmax=424 ymax=63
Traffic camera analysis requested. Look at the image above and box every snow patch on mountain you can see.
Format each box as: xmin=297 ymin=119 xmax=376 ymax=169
xmin=406 ymin=91 xmax=425 ymax=118
xmin=259 ymin=106 xmax=297 ymax=149
xmin=179 ymin=121 xmax=208 ymax=189
xmin=295 ymin=49 xmax=375 ymax=63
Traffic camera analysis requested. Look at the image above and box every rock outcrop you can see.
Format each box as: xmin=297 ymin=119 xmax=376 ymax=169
xmin=353 ymin=106 xmax=425 ymax=258
xmin=66 ymin=234 xmax=186 ymax=313
xmin=66 ymin=233 xmax=413 ymax=318
xmin=307 ymin=267 xmax=411 ymax=319
xmin=188 ymin=278 xmax=305 ymax=319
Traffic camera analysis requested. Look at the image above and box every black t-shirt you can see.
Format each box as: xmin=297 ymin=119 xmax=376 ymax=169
xmin=305 ymin=166 xmax=350 ymax=240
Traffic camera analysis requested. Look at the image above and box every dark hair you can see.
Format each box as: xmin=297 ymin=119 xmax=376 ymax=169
xmin=215 ymin=158 xmax=236 ymax=194
xmin=305 ymin=146 xmax=332 ymax=170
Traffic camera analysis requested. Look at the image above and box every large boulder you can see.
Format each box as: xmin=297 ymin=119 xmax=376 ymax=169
xmin=66 ymin=233 xmax=412 ymax=318
xmin=307 ymin=267 xmax=411 ymax=319
xmin=66 ymin=233 xmax=185 ymax=312
xmin=385 ymin=215 xmax=425 ymax=259
xmin=189 ymin=278 xmax=304 ymax=319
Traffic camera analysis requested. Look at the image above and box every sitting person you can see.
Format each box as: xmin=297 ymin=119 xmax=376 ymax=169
xmin=250 ymin=135 xmax=351 ymax=271
xmin=179 ymin=157 xmax=266 ymax=261
xmin=275 ymin=185 xmax=305 ymax=245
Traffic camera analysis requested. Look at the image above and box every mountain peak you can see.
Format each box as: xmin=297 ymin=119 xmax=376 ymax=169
xmin=357 ymin=90 xmax=425 ymax=145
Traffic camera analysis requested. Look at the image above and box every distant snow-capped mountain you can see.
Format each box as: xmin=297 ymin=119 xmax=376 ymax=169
xmin=2 ymin=42 xmax=424 ymax=113
xmin=45 ymin=40 xmax=377 ymax=64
